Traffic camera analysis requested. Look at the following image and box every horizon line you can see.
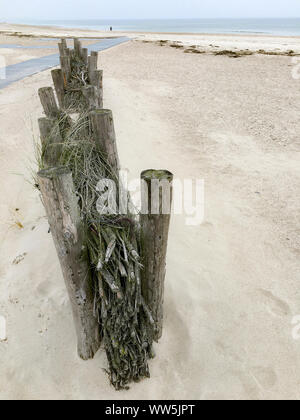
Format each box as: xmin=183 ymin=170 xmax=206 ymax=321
xmin=3 ymin=17 xmax=300 ymax=21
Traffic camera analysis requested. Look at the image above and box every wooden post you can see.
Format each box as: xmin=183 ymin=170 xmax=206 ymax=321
xmin=61 ymin=38 xmax=67 ymax=51
xmin=82 ymin=48 xmax=88 ymax=65
xmin=88 ymin=55 xmax=98 ymax=80
xmin=140 ymin=169 xmax=173 ymax=341
xmin=51 ymin=69 xmax=65 ymax=108
xmin=89 ymin=69 xmax=103 ymax=90
xmin=38 ymin=118 xmax=63 ymax=167
xmin=82 ymin=86 xmax=102 ymax=110
xmin=37 ymin=167 xmax=101 ymax=360
xmin=89 ymin=109 xmax=120 ymax=174
xmin=60 ymin=56 xmax=71 ymax=85
xmin=58 ymin=39 xmax=68 ymax=58
xmin=89 ymin=70 xmax=103 ymax=108
xmin=58 ymin=43 xmax=65 ymax=58
xmin=74 ymin=38 xmax=82 ymax=59
xmin=38 ymin=87 xmax=60 ymax=119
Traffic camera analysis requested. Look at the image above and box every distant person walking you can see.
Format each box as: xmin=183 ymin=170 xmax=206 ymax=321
xmin=110 ymin=27 xmax=113 ymax=31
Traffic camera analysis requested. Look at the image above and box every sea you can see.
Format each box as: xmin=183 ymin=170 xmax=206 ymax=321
xmin=9 ymin=18 xmax=300 ymax=36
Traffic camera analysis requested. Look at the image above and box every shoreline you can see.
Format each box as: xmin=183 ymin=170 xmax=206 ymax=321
xmin=2 ymin=21 xmax=300 ymax=39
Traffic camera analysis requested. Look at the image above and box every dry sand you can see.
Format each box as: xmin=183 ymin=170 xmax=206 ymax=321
xmin=0 ymin=25 xmax=300 ymax=400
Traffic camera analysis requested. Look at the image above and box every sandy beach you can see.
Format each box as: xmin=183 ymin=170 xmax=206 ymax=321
xmin=0 ymin=23 xmax=300 ymax=400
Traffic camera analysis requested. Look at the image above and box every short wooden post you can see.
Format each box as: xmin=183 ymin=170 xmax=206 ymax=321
xmin=38 ymin=118 xmax=63 ymax=167
xmin=51 ymin=69 xmax=65 ymax=108
xmin=38 ymin=87 xmax=60 ymax=119
xmin=140 ymin=169 xmax=173 ymax=341
xmin=89 ymin=109 xmax=120 ymax=174
xmin=82 ymin=86 xmax=102 ymax=110
xmin=37 ymin=167 xmax=101 ymax=360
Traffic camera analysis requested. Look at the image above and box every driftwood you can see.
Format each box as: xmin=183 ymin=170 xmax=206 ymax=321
xmin=37 ymin=167 xmax=101 ymax=360
xmin=140 ymin=169 xmax=173 ymax=341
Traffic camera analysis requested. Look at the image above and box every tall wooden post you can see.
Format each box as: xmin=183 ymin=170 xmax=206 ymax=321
xmin=38 ymin=87 xmax=60 ymax=119
xmin=140 ymin=169 xmax=173 ymax=341
xmin=88 ymin=55 xmax=98 ymax=81
xmin=51 ymin=69 xmax=65 ymax=108
xmin=60 ymin=56 xmax=71 ymax=85
xmin=37 ymin=167 xmax=101 ymax=360
xmin=38 ymin=118 xmax=63 ymax=167
xmin=74 ymin=38 xmax=82 ymax=59
xmin=89 ymin=70 xmax=103 ymax=108
xmin=89 ymin=109 xmax=120 ymax=174
xmin=82 ymin=48 xmax=88 ymax=65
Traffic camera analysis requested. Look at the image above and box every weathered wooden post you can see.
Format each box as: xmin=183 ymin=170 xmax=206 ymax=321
xmin=82 ymin=86 xmax=102 ymax=110
xmin=38 ymin=87 xmax=60 ymax=119
xmin=82 ymin=48 xmax=88 ymax=65
xmin=89 ymin=69 xmax=103 ymax=89
xmin=51 ymin=69 xmax=65 ymax=108
xmin=89 ymin=70 xmax=103 ymax=107
xmin=88 ymin=54 xmax=98 ymax=80
xmin=38 ymin=118 xmax=63 ymax=167
xmin=37 ymin=167 xmax=101 ymax=360
xmin=60 ymin=56 xmax=71 ymax=85
xmin=140 ymin=170 xmax=173 ymax=341
xmin=58 ymin=39 xmax=67 ymax=58
xmin=89 ymin=109 xmax=120 ymax=174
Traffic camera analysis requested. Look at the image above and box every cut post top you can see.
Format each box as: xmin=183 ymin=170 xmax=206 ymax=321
xmin=90 ymin=109 xmax=112 ymax=117
xmin=141 ymin=169 xmax=174 ymax=182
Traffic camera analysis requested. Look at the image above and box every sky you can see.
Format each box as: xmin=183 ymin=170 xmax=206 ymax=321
xmin=1 ymin=0 xmax=300 ymax=20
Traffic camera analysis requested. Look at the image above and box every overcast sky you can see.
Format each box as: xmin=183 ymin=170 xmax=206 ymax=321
xmin=1 ymin=0 xmax=300 ymax=20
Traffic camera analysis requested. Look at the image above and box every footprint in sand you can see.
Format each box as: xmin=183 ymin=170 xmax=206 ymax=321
xmin=258 ymin=289 xmax=291 ymax=317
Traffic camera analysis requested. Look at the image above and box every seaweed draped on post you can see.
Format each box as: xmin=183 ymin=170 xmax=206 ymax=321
xmin=38 ymin=38 xmax=172 ymax=391
xmin=59 ymin=120 xmax=156 ymax=389
xmin=38 ymin=43 xmax=155 ymax=389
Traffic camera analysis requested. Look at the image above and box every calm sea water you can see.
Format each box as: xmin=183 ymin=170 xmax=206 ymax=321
xmin=15 ymin=18 xmax=300 ymax=36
